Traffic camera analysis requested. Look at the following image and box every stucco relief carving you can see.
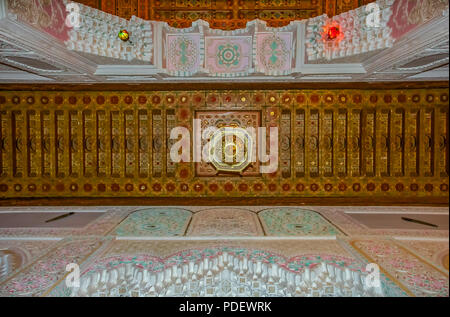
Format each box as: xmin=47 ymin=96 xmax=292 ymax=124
xmin=187 ymin=209 xmax=264 ymax=236
xmin=7 ymin=0 xmax=69 ymax=41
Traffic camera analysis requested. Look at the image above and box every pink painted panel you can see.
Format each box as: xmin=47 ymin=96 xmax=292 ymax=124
xmin=7 ymin=0 xmax=70 ymax=42
xmin=205 ymin=36 xmax=252 ymax=75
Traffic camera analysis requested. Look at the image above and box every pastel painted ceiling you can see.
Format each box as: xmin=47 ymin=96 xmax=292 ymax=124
xmin=0 ymin=206 xmax=448 ymax=297
xmin=0 ymin=0 xmax=448 ymax=82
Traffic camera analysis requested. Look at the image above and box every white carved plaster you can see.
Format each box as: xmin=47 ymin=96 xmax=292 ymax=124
xmin=71 ymin=256 xmax=383 ymax=297
xmin=0 ymin=0 xmax=448 ymax=82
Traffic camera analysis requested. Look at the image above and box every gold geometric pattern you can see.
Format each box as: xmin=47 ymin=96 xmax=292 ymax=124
xmin=0 ymin=88 xmax=448 ymax=200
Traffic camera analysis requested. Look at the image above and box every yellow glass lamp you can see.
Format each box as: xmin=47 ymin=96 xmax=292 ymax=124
xmin=118 ymin=29 xmax=130 ymax=42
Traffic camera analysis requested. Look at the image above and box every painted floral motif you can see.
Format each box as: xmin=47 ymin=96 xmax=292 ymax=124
xmin=0 ymin=237 xmax=107 ymax=296
xmin=0 ymin=207 xmax=448 ymax=297
xmin=166 ymin=35 xmax=201 ymax=75
xmin=0 ymin=240 xmax=57 ymax=280
xmin=205 ymin=37 xmax=252 ymax=76
xmin=352 ymin=239 xmax=449 ymax=297
xmin=397 ymin=240 xmax=449 ymax=271
xmin=0 ymin=208 xmax=132 ymax=238
xmin=0 ymin=246 xmax=50 ymax=283
xmin=259 ymin=208 xmax=341 ymax=236
xmin=217 ymin=43 xmax=240 ymax=67
xmin=7 ymin=0 xmax=69 ymax=41
xmin=388 ymin=0 xmax=448 ymax=39
xmin=113 ymin=208 xmax=192 ymax=237
xmin=256 ymin=32 xmax=292 ymax=74
xmin=187 ymin=208 xmax=264 ymax=236
xmin=305 ymin=1 xmax=395 ymax=61
xmin=315 ymin=207 xmax=450 ymax=238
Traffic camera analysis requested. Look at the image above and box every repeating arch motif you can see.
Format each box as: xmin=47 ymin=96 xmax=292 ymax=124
xmin=259 ymin=208 xmax=341 ymax=236
xmin=68 ymin=248 xmax=400 ymax=297
xmin=187 ymin=208 xmax=264 ymax=236
xmin=113 ymin=208 xmax=192 ymax=237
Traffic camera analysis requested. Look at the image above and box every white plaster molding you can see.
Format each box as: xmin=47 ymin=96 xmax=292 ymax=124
xmin=161 ymin=76 xmax=297 ymax=82
xmin=105 ymin=76 xmax=157 ymax=81
xmin=300 ymin=64 xmax=366 ymax=74
xmin=95 ymin=65 xmax=159 ymax=76
xmin=70 ymin=254 xmax=383 ymax=297
xmin=294 ymin=22 xmax=306 ymax=73
xmin=396 ymin=56 xmax=449 ymax=72
xmin=0 ymin=16 xmax=99 ymax=81
xmin=0 ymin=237 xmax=61 ymax=241
xmin=66 ymin=1 xmax=153 ymax=63
xmin=0 ymin=0 xmax=448 ymax=82
xmin=362 ymin=12 xmax=449 ymax=76
xmin=295 ymin=22 xmax=367 ymax=75
xmin=2 ymin=53 xmax=65 ymax=73
xmin=0 ymin=0 xmax=101 ymax=83
xmin=407 ymin=66 xmax=450 ymax=80
xmin=154 ymin=22 xmax=163 ymax=70
xmin=304 ymin=0 xmax=394 ymax=63
xmin=296 ymin=75 xmax=354 ymax=81
xmin=0 ymin=0 xmax=7 ymax=20
xmin=0 ymin=70 xmax=53 ymax=81
xmin=116 ymin=236 xmax=337 ymax=241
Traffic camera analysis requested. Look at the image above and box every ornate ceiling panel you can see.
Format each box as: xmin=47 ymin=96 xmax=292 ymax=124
xmin=0 ymin=204 xmax=448 ymax=297
xmin=1 ymin=0 xmax=448 ymax=82
xmin=74 ymin=0 xmax=375 ymax=30
xmin=0 ymin=87 xmax=448 ymax=203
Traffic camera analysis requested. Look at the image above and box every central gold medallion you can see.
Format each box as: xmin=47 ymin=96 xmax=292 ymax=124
xmin=209 ymin=126 xmax=254 ymax=174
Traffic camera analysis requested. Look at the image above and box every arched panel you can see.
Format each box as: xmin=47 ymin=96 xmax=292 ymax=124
xmin=258 ymin=208 xmax=341 ymax=236
xmin=113 ymin=208 xmax=192 ymax=237
xmin=187 ymin=208 xmax=263 ymax=236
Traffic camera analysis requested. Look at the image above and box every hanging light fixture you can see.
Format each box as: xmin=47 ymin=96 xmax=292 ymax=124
xmin=118 ymin=29 xmax=130 ymax=42
xmin=327 ymin=26 xmax=340 ymax=40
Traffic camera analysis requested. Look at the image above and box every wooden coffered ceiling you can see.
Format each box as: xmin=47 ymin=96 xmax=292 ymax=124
xmin=0 ymin=82 xmax=448 ymax=206
xmin=74 ymin=0 xmax=375 ymax=29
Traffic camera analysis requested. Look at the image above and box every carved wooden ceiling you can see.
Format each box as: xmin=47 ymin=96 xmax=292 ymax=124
xmin=74 ymin=0 xmax=375 ymax=29
xmin=0 ymin=83 xmax=448 ymax=205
